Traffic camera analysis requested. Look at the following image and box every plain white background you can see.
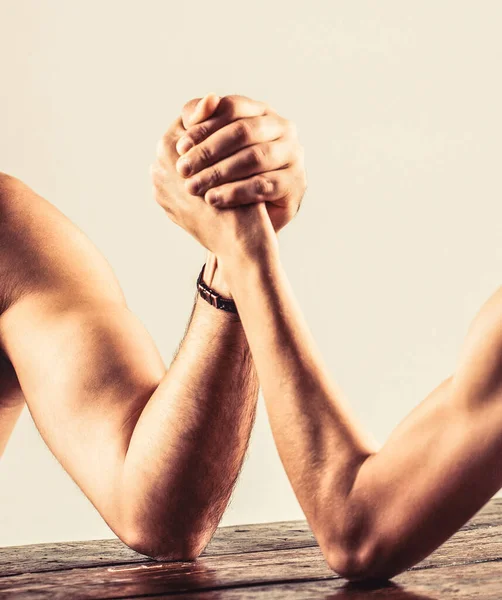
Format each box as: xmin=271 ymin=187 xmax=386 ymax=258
xmin=1 ymin=1 xmax=501 ymax=546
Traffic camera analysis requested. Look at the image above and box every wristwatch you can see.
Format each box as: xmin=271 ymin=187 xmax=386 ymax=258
xmin=196 ymin=263 xmax=238 ymax=315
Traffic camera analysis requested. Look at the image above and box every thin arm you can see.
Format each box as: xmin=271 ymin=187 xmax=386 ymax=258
xmin=221 ymin=205 xmax=502 ymax=580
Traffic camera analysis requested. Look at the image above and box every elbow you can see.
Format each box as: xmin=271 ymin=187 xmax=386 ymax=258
xmin=320 ymin=493 xmax=407 ymax=582
xmin=114 ymin=485 xmax=219 ymax=561
xmin=325 ymin=544 xmax=378 ymax=583
xmin=118 ymin=523 xmax=210 ymax=562
xmin=324 ymin=534 xmax=403 ymax=582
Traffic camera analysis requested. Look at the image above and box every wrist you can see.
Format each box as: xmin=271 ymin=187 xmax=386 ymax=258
xmin=207 ymin=265 xmax=233 ymax=299
xmin=219 ymin=235 xmax=281 ymax=287
xmin=202 ymin=252 xmax=233 ymax=298
xmin=218 ymin=210 xmax=279 ymax=272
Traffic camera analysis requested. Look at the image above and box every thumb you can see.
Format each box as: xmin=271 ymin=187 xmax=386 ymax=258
xmin=181 ymin=92 xmax=221 ymax=129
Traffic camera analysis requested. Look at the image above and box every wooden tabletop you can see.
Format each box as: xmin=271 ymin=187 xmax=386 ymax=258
xmin=2 ymin=498 xmax=502 ymax=599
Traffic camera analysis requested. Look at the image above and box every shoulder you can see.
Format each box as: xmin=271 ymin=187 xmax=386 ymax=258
xmin=0 ymin=173 xmax=126 ymax=314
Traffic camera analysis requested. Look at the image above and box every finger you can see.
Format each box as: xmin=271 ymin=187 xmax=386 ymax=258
xmin=215 ymin=95 xmax=270 ymax=120
xmin=182 ymin=92 xmax=221 ymax=130
xmin=203 ymin=168 xmax=296 ymax=207
xmin=156 ymin=116 xmax=186 ymax=166
xmin=184 ymin=138 xmax=295 ymax=197
xmin=181 ymin=98 xmax=201 ymax=130
xmin=175 ymin=115 xmax=285 ymax=178
xmin=176 ymin=95 xmax=269 ymax=156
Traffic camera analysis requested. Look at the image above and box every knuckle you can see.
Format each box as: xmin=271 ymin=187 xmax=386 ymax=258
xmin=233 ymin=119 xmax=252 ymax=144
xmin=219 ymin=95 xmax=239 ymax=118
xmin=247 ymin=145 xmax=266 ymax=168
xmin=198 ymin=143 xmax=214 ymax=164
xmin=189 ymin=123 xmax=210 ymax=145
xmin=208 ymin=165 xmax=222 ymax=186
xmin=254 ymin=176 xmax=273 ymax=195
xmin=192 ymin=122 xmax=209 ymax=143
xmin=226 ymin=186 xmax=238 ymax=204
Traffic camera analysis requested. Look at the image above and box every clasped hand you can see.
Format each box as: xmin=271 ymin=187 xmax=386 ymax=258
xmin=151 ymin=93 xmax=307 ymax=264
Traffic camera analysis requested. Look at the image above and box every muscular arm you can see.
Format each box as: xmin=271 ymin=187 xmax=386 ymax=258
xmin=0 ymin=174 xmax=258 ymax=559
xmin=220 ymin=203 xmax=502 ymax=580
xmin=121 ymin=262 xmax=258 ymax=559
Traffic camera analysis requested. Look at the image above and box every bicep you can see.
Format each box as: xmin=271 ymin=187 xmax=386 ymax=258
xmin=451 ymin=284 xmax=502 ymax=405
xmin=0 ymin=295 xmax=166 ymax=519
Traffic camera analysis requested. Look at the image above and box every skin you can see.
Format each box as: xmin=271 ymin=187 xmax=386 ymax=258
xmin=155 ymin=93 xmax=502 ymax=581
xmin=0 ymin=93 xmax=266 ymax=559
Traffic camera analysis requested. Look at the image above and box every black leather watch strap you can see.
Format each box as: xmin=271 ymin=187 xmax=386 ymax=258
xmin=197 ymin=264 xmax=238 ymax=315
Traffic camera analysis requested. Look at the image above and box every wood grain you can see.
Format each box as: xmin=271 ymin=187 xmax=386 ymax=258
xmin=2 ymin=525 xmax=502 ymax=599
xmin=141 ymin=560 xmax=502 ymax=599
xmin=0 ymin=521 xmax=316 ymax=578
xmin=2 ymin=499 xmax=502 ymax=578
xmin=1 ymin=498 xmax=501 ymax=599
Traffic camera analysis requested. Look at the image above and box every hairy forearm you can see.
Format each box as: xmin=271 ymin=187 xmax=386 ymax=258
xmin=120 ymin=280 xmax=258 ymax=559
xmin=221 ymin=236 xmax=502 ymax=579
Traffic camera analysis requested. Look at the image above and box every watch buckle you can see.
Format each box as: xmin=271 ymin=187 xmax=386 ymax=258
xmin=199 ymin=284 xmax=219 ymax=308
xmin=209 ymin=291 xmax=218 ymax=308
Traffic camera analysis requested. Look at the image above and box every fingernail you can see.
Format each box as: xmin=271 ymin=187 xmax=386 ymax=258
xmin=176 ymin=157 xmax=192 ymax=177
xmin=187 ymin=178 xmax=200 ymax=195
xmin=177 ymin=136 xmax=194 ymax=155
xmin=207 ymin=190 xmax=221 ymax=206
